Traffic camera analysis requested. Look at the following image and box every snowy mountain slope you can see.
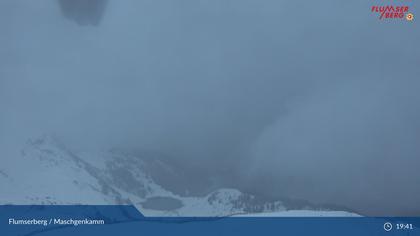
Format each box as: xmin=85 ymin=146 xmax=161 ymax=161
xmin=0 ymin=136 xmax=130 ymax=205
xmin=0 ymin=135 xmax=359 ymax=217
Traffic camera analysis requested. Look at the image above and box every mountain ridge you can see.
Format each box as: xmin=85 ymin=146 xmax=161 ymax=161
xmin=0 ymin=135 xmax=359 ymax=217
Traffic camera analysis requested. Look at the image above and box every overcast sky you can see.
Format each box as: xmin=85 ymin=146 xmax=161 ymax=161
xmin=1 ymin=0 xmax=419 ymax=216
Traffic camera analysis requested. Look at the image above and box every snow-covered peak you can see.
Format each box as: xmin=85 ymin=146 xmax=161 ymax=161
xmin=1 ymin=136 xmax=359 ymax=217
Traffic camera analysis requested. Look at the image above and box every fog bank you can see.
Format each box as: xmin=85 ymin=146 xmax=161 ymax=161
xmin=1 ymin=0 xmax=419 ymax=216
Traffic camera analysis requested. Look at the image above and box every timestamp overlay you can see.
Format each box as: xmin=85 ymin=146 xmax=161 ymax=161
xmin=1 ymin=205 xmax=419 ymax=236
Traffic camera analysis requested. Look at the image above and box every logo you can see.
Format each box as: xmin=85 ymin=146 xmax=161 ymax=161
xmin=406 ymin=13 xmax=414 ymax=21
xmin=371 ymin=5 xmax=414 ymax=21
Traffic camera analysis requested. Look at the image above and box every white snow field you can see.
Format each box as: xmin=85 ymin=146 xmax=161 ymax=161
xmin=0 ymin=135 xmax=359 ymax=217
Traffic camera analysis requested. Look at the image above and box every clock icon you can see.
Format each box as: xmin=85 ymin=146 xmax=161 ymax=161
xmin=384 ymin=222 xmax=393 ymax=232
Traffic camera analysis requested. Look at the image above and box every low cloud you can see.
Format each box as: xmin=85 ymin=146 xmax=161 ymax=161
xmin=1 ymin=0 xmax=419 ymax=215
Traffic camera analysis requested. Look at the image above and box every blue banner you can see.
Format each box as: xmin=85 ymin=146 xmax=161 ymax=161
xmin=0 ymin=205 xmax=419 ymax=236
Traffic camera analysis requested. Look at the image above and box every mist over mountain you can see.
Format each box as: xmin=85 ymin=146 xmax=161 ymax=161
xmin=1 ymin=0 xmax=419 ymax=216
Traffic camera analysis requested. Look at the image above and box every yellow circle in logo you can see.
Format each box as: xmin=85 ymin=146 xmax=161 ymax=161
xmin=406 ymin=13 xmax=414 ymax=21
